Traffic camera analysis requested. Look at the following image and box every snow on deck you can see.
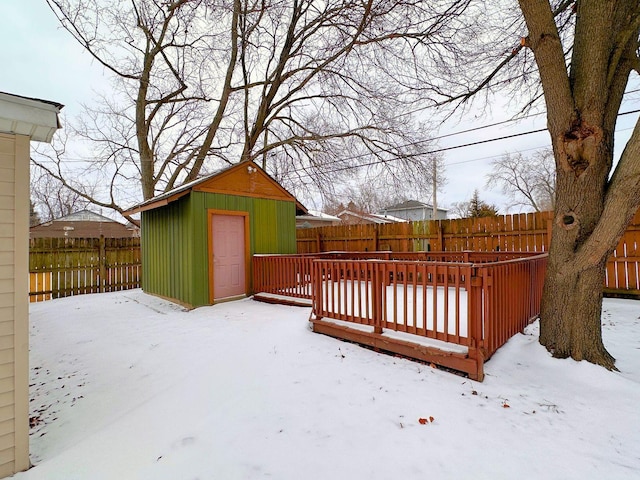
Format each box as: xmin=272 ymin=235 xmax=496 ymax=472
xmin=320 ymin=281 xmax=468 ymax=337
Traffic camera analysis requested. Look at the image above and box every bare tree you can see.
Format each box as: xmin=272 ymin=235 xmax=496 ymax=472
xmin=448 ymin=0 xmax=640 ymax=369
xmin=322 ymin=152 xmax=446 ymax=215
xmin=37 ymin=0 xmax=466 ymax=218
xmin=29 ymin=200 xmax=41 ymax=227
xmin=323 ymin=180 xmax=403 ymax=215
xmin=37 ymin=0 xmax=241 ymax=217
xmin=31 ymin=162 xmax=91 ymax=222
xmin=487 ymin=149 xmax=555 ymax=212
xmin=520 ymin=0 xmax=640 ymax=369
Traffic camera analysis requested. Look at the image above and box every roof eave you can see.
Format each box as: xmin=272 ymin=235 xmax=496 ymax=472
xmin=0 ymin=92 xmax=63 ymax=143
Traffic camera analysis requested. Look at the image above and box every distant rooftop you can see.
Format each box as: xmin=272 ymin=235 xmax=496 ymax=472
xmin=54 ymin=210 xmax=121 ymax=223
xmin=382 ymin=200 xmax=448 ymax=212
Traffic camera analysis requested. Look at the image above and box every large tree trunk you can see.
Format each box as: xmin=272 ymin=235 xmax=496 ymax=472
xmin=539 ymin=119 xmax=617 ymax=369
xmin=519 ymin=0 xmax=640 ymax=370
xmin=540 ymin=249 xmax=614 ymax=368
xmin=539 ymin=127 xmax=617 ymax=369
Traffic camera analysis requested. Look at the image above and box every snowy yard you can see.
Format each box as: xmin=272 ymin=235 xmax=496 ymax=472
xmin=13 ymin=290 xmax=640 ymax=480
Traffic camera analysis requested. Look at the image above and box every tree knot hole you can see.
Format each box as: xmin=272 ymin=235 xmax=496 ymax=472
xmin=560 ymin=122 xmax=601 ymax=177
xmin=557 ymin=212 xmax=578 ymax=230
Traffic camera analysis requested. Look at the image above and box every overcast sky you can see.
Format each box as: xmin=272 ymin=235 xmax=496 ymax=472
xmin=3 ymin=1 xmax=639 ymax=215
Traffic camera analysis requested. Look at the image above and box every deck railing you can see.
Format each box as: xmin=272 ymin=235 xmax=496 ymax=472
xmin=253 ymin=254 xmax=315 ymax=299
xmin=252 ymin=251 xmax=543 ymax=300
xmin=253 ymin=251 xmax=548 ymax=380
xmin=311 ymin=259 xmax=472 ymax=343
xmin=477 ymin=254 xmax=547 ymax=357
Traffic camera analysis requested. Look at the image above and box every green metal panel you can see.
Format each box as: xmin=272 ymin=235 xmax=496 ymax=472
xmin=141 ymin=196 xmax=197 ymax=307
xmin=191 ymin=192 xmax=296 ymax=306
xmin=142 ymin=191 xmax=296 ymax=308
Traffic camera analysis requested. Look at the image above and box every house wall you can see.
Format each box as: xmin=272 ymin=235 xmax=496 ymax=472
xmin=141 ymin=192 xmax=296 ymax=308
xmin=384 ymin=207 xmax=447 ymax=222
xmin=0 ymin=133 xmax=30 ymax=476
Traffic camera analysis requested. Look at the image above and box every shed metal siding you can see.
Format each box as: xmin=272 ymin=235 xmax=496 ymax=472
xmin=142 ymin=191 xmax=296 ymax=308
xmin=141 ymin=196 xmax=196 ymax=307
xmin=190 ymin=192 xmax=296 ymax=307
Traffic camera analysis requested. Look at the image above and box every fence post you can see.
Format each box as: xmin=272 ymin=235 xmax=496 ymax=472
xmin=99 ymin=235 xmax=106 ymax=293
xmin=468 ymin=267 xmax=485 ymax=381
xmin=311 ymin=259 xmax=323 ymax=320
xmin=403 ymin=222 xmax=410 ymax=252
xmin=316 ymin=231 xmax=322 ymax=253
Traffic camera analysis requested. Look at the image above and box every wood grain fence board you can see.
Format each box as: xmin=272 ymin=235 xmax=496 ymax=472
xmin=29 ymin=236 xmax=141 ymax=301
xmin=297 ymin=209 xmax=640 ymax=294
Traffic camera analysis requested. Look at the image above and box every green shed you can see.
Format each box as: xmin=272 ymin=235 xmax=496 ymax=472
xmin=125 ymin=161 xmax=306 ymax=308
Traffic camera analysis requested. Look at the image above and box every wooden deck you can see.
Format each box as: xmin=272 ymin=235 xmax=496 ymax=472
xmin=253 ymin=252 xmax=548 ymax=381
xmin=311 ymin=317 xmax=483 ymax=380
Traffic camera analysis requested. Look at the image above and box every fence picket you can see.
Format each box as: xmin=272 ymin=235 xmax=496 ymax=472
xmin=29 ymin=236 xmax=141 ymax=302
xmin=297 ymin=210 xmax=640 ymax=295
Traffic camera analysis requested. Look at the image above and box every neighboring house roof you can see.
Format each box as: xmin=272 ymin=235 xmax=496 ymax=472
xmin=0 ymin=91 xmax=63 ymax=142
xmin=30 ymin=209 xmax=138 ymax=238
xmin=52 ymin=210 xmax=118 ymax=223
xmin=381 ymin=199 xmax=448 ymax=212
xmin=337 ymin=210 xmax=408 ymax=224
xmin=297 ymin=210 xmax=340 ymax=222
xmin=124 ymin=161 xmax=307 ymax=215
xmin=308 ymin=209 xmax=340 ymax=221
xmin=296 ymin=210 xmax=341 ymax=228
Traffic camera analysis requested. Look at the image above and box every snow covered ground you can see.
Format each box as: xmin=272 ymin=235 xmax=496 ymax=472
xmin=13 ymin=290 xmax=640 ymax=479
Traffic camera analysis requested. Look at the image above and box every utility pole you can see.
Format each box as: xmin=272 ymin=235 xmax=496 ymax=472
xmin=432 ymin=158 xmax=437 ymax=220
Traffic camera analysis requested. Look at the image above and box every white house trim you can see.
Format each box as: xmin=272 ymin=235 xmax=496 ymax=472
xmin=0 ymin=92 xmax=62 ymax=143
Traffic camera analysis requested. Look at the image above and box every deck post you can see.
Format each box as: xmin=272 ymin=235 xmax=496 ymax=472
xmin=99 ymin=235 xmax=106 ymax=293
xmin=468 ymin=267 xmax=485 ymax=381
xmin=311 ymin=260 xmax=320 ymax=317
xmin=373 ymin=262 xmax=383 ymax=334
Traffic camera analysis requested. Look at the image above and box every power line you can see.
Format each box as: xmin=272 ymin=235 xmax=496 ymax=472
xmin=36 ymin=104 xmax=640 ymax=171
xmin=287 ymin=107 xmax=640 ymax=178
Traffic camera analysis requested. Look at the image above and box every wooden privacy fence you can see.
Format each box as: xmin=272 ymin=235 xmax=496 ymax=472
xmin=29 ymin=236 xmax=141 ymax=302
xmin=252 ymin=251 xmax=548 ymax=380
xmin=297 ymin=210 xmax=640 ymax=296
xmin=296 ymin=212 xmax=554 ymax=253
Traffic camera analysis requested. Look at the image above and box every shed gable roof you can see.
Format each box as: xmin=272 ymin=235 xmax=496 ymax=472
xmin=125 ymin=161 xmax=307 ymax=215
xmin=194 ymin=163 xmax=292 ymax=202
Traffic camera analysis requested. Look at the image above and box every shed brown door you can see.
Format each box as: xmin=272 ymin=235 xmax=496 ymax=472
xmin=212 ymin=214 xmax=246 ymax=300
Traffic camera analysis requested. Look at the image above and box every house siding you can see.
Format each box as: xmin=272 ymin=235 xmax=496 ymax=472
xmin=142 ymin=192 xmax=296 ymax=308
xmin=0 ymin=133 xmax=30 ymax=476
